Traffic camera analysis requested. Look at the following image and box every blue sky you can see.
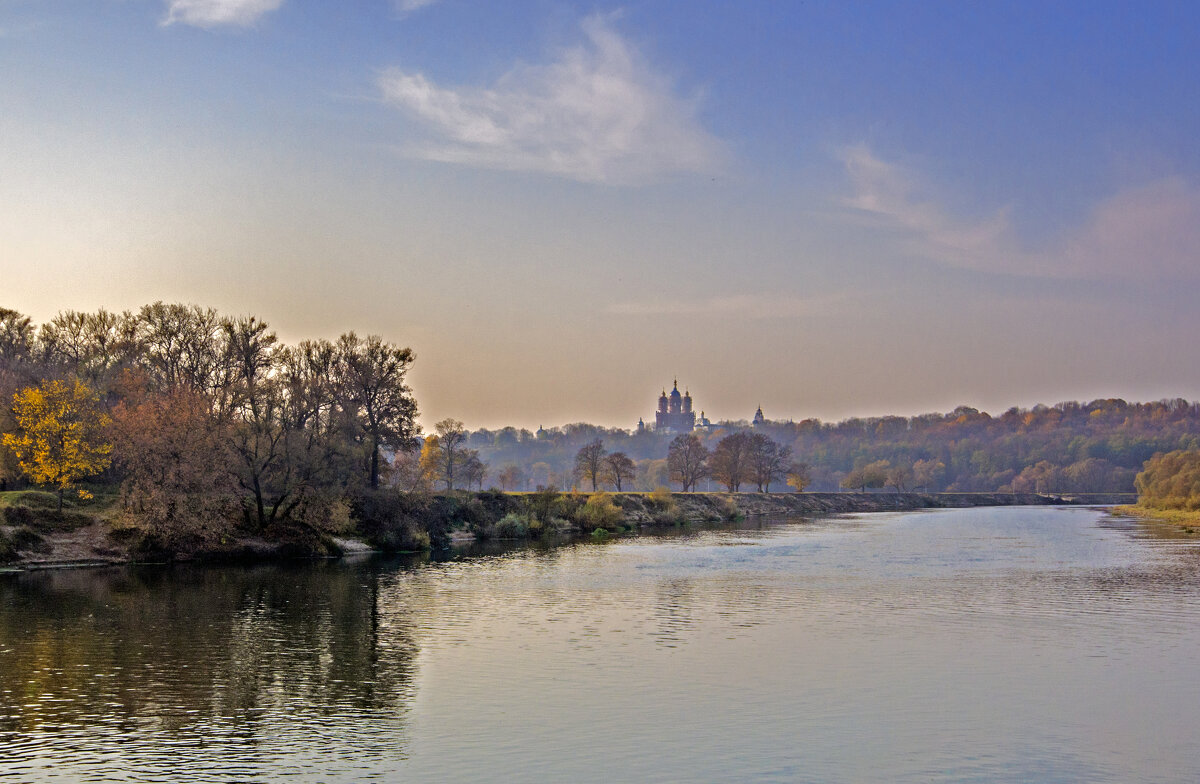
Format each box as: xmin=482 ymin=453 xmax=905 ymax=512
xmin=2 ymin=1 xmax=1199 ymax=429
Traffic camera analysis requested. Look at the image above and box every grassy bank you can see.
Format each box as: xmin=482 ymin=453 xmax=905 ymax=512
xmin=1112 ymin=504 xmax=1200 ymax=535
xmin=2 ymin=487 xmax=1135 ymax=571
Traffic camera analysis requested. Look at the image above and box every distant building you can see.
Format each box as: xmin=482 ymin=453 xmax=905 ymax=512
xmin=641 ymin=384 xmax=768 ymax=433
xmin=653 ymin=380 xmax=696 ymax=434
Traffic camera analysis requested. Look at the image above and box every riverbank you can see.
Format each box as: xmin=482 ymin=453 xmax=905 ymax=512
xmin=0 ymin=489 xmax=1136 ymax=572
xmin=1110 ymin=504 xmax=1200 ymax=535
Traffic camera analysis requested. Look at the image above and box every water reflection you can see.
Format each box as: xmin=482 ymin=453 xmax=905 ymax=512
xmin=0 ymin=561 xmax=420 ymax=782
xmin=3 ymin=507 xmax=1200 ymax=783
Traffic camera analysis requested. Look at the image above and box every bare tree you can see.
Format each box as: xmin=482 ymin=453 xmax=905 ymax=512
xmin=496 ymin=464 xmax=526 ymax=491
xmin=710 ymin=431 xmax=753 ymax=492
xmin=667 ymin=434 xmax=709 ymax=492
xmin=337 ymin=333 xmax=419 ymax=489
xmin=430 ymin=418 xmax=469 ymax=491
xmin=602 ymin=451 xmax=636 ymax=491
xmin=574 ymin=438 xmax=606 ymax=491
xmin=748 ymin=433 xmax=792 ymax=492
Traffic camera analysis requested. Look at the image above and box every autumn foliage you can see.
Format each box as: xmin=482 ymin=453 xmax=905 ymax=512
xmin=1134 ymin=450 xmax=1200 ymax=511
xmin=2 ymin=379 xmax=111 ymax=509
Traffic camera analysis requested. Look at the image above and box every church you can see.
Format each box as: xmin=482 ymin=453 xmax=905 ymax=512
xmin=637 ymin=380 xmax=702 ymax=434
xmin=636 ymin=382 xmax=764 ymax=434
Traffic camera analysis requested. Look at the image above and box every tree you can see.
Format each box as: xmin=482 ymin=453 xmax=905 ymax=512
xmin=496 ymin=464 xmax=526 ymax=491
xmin=574 ymin=438 xmax=606 ymax=491
xmin=0 ymin=307 xmax=35 ymax=376
xmin=110 ymin=382 xmax=237 ymax=547
xmin=911 ymin=459 xmax=946 ymax=492
xmin=429 ymin=419 xmax=469 ymax=491
xmin=337 ymin=333 xmax=419 ymax=489
xmin=1135 ymin=450 xmax=1200 ymax=510
xmin=841 ymin=460 xmax=889 ymax=492
xmin=885 ymin=462 xmax=914 ymax=492
xmin=786 ymin=462 xmax=812 ymax=492
xmin=667 ymin=433 xmax=708 ymax=492
xmin=710 ymin=431 xmax=753 ymax=492
xmin=2 ymin=379 xmax=112 ymax=510
xmin=135 ymin=302 xmax=226 ymax=394
xmin=602 ymin=451 xmax=636 ymax=491
xmin=462 ymin=450 xmax=487 ymax=491
xmin=388 ymin=448 xmax=431 ymax=493
xmin=748 ymin=433 xmax=792 ymax=492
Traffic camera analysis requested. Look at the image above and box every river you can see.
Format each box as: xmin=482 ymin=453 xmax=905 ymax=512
xmin=2 ymin=506 xmax=1199 ymax=782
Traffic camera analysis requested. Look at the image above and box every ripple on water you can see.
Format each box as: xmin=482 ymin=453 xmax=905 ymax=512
xmin=3 ymin=506 xmax=1200 ymax=783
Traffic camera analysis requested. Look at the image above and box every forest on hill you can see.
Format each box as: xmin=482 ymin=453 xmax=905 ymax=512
xmin=440 ymin=399 xmax=1200 ymax=494
xmin=3 ymin=302 xmax=1198 ymax=554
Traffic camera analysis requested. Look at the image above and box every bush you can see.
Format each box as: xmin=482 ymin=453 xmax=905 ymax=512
xmin=558 ymin=490 xmax=588 ymax=523
xmin=0 ymin=533 xmax=15 ymax=562
xmin=648 ymin=486 xmax=675 ymax=513
xmin=7 ymin=507 xmax=96 ymax=532
xmin=527 ymin=486 xmax=562 ymax=522
xmin=716 ymin=495 xmax=743 ymax=521
xmin=3 ymin=490 xmax=63 ymax=509
xmin=352 ymin=490 xmax=438 ymax=551
xmin=577 ymin=492 xmax=624 ymax=530
xmin=493 ymin=512 xmax=529 ymax=539
xmin=3 ymin=505 xmax=35 ymax=527
xmin=10 ymin=526 xmax=48 ymax=553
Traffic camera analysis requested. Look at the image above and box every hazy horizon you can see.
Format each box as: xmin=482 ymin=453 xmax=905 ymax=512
xmin=4 ymin=2 xmax=1198 ymax=432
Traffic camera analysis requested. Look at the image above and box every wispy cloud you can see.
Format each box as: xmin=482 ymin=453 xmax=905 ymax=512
xmin=840 ymin=145 xmax=1200 ymax=280
xmin=608 ymin=293 xmax=847 ymax=319
xmin=377 ymin=13 xmax=723 ymax=184
xmin=162 ymin=0 xmax=283 ymax=28
xmin=393 ymin=0 xmax=439 ymax=16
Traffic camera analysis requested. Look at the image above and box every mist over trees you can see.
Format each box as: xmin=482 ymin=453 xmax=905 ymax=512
xmin=5 ymin=304 xmax=1197 ymax=520
xmin=456 ymin=400 xmax=1200 ymax=494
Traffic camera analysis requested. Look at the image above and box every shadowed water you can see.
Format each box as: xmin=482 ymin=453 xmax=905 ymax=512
xmin=2 ymin=506 xmax=1199 ymax=782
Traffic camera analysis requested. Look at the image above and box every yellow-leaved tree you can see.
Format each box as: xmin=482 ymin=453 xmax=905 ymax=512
xmin=2 ymin=379 xmax=112 ymax=510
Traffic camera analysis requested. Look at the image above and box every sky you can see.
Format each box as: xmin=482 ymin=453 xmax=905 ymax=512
xmin=2 ymin=1 xmax=1199 ymax=431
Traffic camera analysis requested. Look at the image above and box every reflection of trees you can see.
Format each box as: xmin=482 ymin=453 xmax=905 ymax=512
xmin=0 ymin=561 xmax=420 ymax=762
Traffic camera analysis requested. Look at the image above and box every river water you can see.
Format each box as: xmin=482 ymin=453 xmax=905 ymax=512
xmin=2 ymin=506 xmax=1199 ymax=782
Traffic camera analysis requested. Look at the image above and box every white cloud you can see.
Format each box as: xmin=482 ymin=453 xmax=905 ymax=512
xmin=840 ymin=145 xmax=1200 ymax=280
xmin=377 ymin=13 xmax=723 ymax=184
xmin=163 ymin=0 xmax=283 ymax=28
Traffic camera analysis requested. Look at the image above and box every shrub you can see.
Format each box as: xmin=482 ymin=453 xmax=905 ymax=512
xmin=352 ymin=490 xmax=439 ymax=551
xmin=493 ymin=512 xmax=529 ymax=539
xmin=0 ymin=533 xmax=15 ymax=562
xmin=37 ymin=508 xmax=95 ymax=532
xmin=527 ymin=486 xmax=562 ymax=522
xmin=716 ymin=495 xmax=743 ymax=521
xmin=577 ymin=492 xmax=624 ymax=530
xmin=3 ymin=505 xmax=35 ymax=527
xmin=10 ymin=526 xmax=48 ymax=553
xmin=648 ymin=486 xmax=675 ymax=513
xmin=4 ymin=490 xmax=63 ymax=510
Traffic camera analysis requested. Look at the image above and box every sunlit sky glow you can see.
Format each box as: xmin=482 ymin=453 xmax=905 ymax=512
xmin=2 ymin=1 xmax=1198 ymax=430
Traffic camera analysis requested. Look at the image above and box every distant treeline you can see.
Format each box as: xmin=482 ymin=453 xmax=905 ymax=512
xmin=452 ymin=400 xmax=1200 ymax=494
